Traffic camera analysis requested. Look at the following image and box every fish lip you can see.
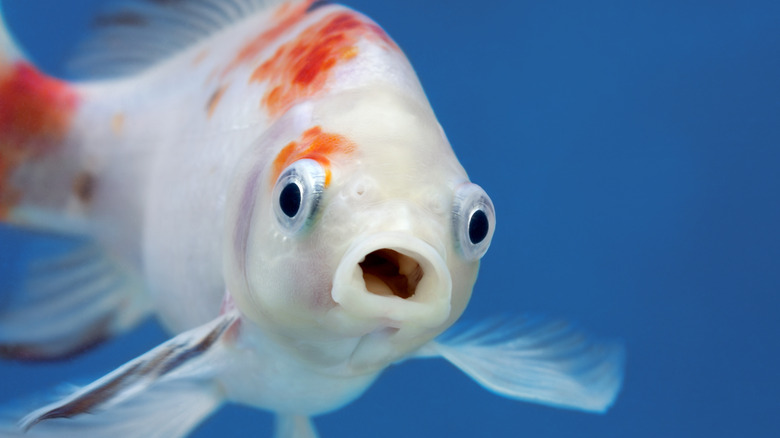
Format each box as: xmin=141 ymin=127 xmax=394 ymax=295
xmin=331 ymin=232 xmax=452 ymax=330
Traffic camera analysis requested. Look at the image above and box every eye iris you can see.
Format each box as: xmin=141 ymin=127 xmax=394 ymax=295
xmin=468 ymin=209 xmax=489 ymax=244
xmin=280 ymin=182 xmax=302 ymax=218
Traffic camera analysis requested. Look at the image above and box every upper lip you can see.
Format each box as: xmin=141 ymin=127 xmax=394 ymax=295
xmin=331 ymin=232 xmax=452 ymax=329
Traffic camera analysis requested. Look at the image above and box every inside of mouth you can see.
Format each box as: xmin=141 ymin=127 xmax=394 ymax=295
xmin=359 ymin=249 xmax=423 ymax=299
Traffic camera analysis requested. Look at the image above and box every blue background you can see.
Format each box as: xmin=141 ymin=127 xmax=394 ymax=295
xmin=2 ymin=0 xmax=779 ymax=437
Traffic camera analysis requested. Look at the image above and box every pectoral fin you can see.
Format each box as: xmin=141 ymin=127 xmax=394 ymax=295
xmin=429 ymin=317 xmax=625 ymax=413
xmin=274 ymin=414 xmax=319 ymax=438
xmin=1 ymin=312 xmax=239 ymax=438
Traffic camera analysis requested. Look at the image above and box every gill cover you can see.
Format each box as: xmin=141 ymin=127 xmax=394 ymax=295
xmin=222 ymin=103 xmax=320 ymax=330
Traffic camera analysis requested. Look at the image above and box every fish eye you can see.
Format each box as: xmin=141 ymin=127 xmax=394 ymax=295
xmin=272 ymin=159 xmax=326 ymax=234
xmin=453 ymin=183 xmax=495 ymax=261
xmin=279 ymin=182 xmax=302 ymax=218
xmin=469 ymin=209 xmax=489 ymax=244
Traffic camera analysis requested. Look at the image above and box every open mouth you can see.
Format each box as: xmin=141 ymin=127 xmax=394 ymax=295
xmin=359 ymin=249 xmax=424 ymax=299
xmin=331 ymin=233 xmax=452 ymax=329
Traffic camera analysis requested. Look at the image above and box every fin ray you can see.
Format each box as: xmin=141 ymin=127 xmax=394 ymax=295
xmin=274 ymin=414 xmax=319 ymax=438
xmin=0 ymin=3 xmax=23 ymax=61
xmin=0 ymin=312 xmax=239 ymax=437
xmin=66 ymin=0 xmax=307 ymax=79
xmin=0 ymin=383 xmax=220 ymax=438
xmin=431 ymin=316 xmax=625 ymax=413
xmin=0 ymin=230 xmax=150 ymax=360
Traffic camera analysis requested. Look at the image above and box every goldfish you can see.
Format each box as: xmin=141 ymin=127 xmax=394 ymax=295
xmin=0 ymin=1 xmax=624 ymax=437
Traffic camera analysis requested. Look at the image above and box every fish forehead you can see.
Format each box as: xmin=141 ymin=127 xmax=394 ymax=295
xmin=87 ymin=1 xmax=435 ymax=187
xmin=313 ymin=87 xmax=468 ymax=190
xmin=159 ymin=2 xmax=423 ymax=137
xmin=205 ymin=3 xmax=466 ymax=209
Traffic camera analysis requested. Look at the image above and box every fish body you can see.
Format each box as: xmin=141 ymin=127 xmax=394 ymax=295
xmin=0 ymin=1 xmax=624 ymax=436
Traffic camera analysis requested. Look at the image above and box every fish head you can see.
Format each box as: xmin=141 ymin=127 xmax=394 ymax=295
xmin=224 ymin=88 xmax=495 ymax=373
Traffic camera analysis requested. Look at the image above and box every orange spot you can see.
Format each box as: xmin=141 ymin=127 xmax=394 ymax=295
xmin=270 ymin=126 xmax=355 ymax=187
xmin=192 ymin=48 xmax=210 ymax=66
xmin=250 ymin=11 xmax=396 ymax=116
xmin=341 ymin=46 xmax=359 ymax=60
xmin=111 ymin=112 xmax=124 ymax=134
xmin=206 ymin=84 xmax=229 ymax=119
xmin=222 ymin=0 xmax=315 ymax=77
xmin=0 ymin=62 xmax=78 ymax=218
xmin=273 ymin=1 xmax=295 ymax=19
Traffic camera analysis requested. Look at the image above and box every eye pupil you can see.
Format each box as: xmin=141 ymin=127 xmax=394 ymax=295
xmin=280 ymin=182 xmax=302 ymax=218
xmin=468 ymin=209 xmax=489 ymax=244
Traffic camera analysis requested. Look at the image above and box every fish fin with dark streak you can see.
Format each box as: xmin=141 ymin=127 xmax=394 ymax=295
xmin=0 ymin=312 xmax=238 ymax=438
xmin=0 ymin=226 xmax=151 ymax=360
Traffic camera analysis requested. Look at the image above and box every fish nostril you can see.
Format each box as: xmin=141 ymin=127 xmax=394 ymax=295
xmin=359 ymin=249 xmax=423 ymax=299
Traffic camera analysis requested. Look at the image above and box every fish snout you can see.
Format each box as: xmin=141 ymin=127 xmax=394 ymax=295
xmin=332 ymin=233 xmax=452 ymax=329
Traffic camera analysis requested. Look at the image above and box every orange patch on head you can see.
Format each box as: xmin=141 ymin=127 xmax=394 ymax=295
xmin=341 ymin=46 xmax=359 ymax=60
xmin=271 ymin=126 xmax=355 ymax=187
xmin=0 ymin=62 xmax=78 ymax=218
xmin=250 ymin=11 xmax=396 ymax=116
xmin=222 ymin=0 xmax=315 ymax=77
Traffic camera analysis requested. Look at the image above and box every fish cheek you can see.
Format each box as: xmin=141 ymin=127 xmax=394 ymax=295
xmin=447 ymin=256 xmax=480 ymax=326
xmin=243 ymin=220 xmax=339 ymax=334
xmin=287 ymin=251 xmax=339 ymax=312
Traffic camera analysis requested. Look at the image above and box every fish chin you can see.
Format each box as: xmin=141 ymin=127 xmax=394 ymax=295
xmin=328 ymin=232 xmax=452 ymax=363
xmin=349 ymin=327 xmax=405 ymax=372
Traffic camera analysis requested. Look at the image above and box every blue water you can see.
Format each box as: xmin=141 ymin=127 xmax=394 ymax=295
xmin=2 ymin=1 xmax=779 ymax=437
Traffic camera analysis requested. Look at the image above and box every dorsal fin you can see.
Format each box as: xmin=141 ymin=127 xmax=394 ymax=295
xmin=66 ymin=0 xmax=317 ymax=79
xmin=1 ymin=4 xmax=24 ymax=62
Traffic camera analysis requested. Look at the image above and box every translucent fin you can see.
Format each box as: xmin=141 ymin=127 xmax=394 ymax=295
xmin=0 ymin=228 xmax=150 ymax=360
xmin=0 ymin=2 xmax=23 ymax=62
xmin=66 ymin=0 xmax=312 ymax=78
xmin=0 ymin=384 xmax=219 ymax=438
xmin=0 ymin=312 xmax=238 ymax=437
xmin=274 ymin=414 xmax=319 ymax=438
xmin=430 ymin=317 xmax=625 ymax=413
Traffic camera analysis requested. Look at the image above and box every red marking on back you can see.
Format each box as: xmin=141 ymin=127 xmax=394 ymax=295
xmin=271 ymin=126 xmax=355 ymax=187
xmin=250 ymin=11 xmax=396 ymax=116
xmin=222 ymin=0 xmax=314 ymax=77
xmin=0 ymin=62 xmax=78 ymax=218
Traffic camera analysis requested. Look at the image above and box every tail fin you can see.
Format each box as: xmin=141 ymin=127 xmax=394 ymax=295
xmin=1 ymin=4 xmax=81 ymax=224
xmin=0 ymin=6 xmax=150 ymax=360
xmin=0 ymin=3 xmax=22 ymax=64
